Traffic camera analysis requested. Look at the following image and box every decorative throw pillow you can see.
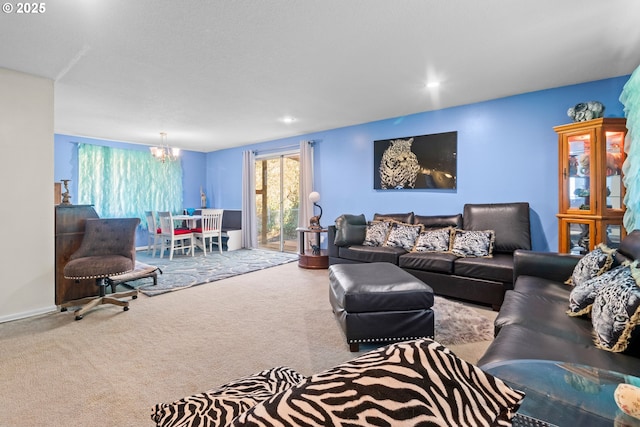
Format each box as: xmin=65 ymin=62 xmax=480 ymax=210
xmin=384 ymin=222 xmax=423 ymax=251
xmin=362 ymin=221 xmax=391 ymax=247
xmin=565 ymin=243 xmax=615 ymax=287
xmin=591 ymin=262 xmax=640 ymax=353
xmin=413 ymin=227 xmax=453 ymax=252
xmin=567 ymin=264 xmax=627 ymax=317
xmin=450 ymin=229 xmax=495 ymax=257
xmin=229 ymin=339 xmax=524 ymax=427
xmin=333 ymin=214 xmax=367 ymax=247
xmin=150 ymin=366 xmax=305 ymax=427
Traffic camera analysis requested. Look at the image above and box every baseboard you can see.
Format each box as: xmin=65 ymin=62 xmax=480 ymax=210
xmin=0 ymin=305 xmax=57 ymax=324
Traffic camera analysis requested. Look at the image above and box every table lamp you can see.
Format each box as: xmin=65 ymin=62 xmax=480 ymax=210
xmin=308 ymin=191 xmax=322 ymax=229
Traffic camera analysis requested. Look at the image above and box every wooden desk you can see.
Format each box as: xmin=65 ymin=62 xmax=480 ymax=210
xmin=296 ymin=227 xmax=328 ymax=269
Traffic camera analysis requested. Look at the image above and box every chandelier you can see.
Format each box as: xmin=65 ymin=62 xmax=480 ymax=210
xmin=149 ymin=132 xmax=180 ymax=163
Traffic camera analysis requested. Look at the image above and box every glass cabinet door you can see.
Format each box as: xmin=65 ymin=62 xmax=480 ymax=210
xmin=604 ymin=130 xmax=625 ymax=213
xmin=562 ymin=219 xmax=594 ymax=255
xmin=565 ymin=131 xmax=594 ymax=214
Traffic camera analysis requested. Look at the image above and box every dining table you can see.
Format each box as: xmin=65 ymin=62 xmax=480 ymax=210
xmin=172 ymin=214 xmax=202 ymax=230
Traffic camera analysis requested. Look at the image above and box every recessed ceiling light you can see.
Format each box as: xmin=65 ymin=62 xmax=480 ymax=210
xmin=426 ymin=81 xmax=440 ymax=89
xmin=282 ymin=116 xmax=297 ymax=124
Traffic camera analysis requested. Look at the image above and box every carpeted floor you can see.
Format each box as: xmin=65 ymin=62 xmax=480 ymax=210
xmin=128 ymin=248 xmax=298 ymax=296
xmin=0 ymin=262 xmax=496 ymax=426
xmin=126 ymin=249 xmax=493 ymax=346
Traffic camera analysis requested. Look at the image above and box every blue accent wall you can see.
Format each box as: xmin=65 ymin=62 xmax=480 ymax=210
xmin=206 ymin=76 xmax=630 ymax=251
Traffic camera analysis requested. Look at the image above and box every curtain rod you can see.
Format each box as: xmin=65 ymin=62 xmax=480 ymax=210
xmin=252 ymin=140 xmax=315 ymax=155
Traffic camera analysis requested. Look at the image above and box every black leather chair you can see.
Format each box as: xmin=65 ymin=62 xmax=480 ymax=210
xmin=61 ymin=218 xmax=140 ymax=320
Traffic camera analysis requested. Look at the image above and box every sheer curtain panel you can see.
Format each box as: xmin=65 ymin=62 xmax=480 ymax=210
xmin=78 ymin=143 xmax=183 ymax=227
xmin=621 ymin=66 xmax=640 ymax=232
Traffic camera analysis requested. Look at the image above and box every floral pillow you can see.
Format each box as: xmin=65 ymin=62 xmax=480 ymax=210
xmin=591 ymin=262 xmax=640 ymax=353
xmin=565 ymin=243 xmax=615 ymax=287
xmin=362 ymin=221 xmax=391 ymax=247
xmin=384 ymin=222 xmax=423 ymax=251
xmin=450 ymin=229 xmax=495 ymax=257
xmin=413 ymin=227 xmax=453 ymax=252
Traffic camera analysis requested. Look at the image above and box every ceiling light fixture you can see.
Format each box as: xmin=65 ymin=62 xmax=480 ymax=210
xmin=282 ymin=116 xmax=297 ymax=124
xmin=149 ymin=132 xmax=180 ymax=163
xmin=426 ymin=81 xmax=440 ymax=89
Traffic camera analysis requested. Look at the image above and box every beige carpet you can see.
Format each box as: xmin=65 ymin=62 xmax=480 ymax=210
xmin=0 ymin=261 xmax=496 ymax=427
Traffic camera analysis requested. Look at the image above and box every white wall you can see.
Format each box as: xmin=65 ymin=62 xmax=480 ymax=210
xmin=0 ymin=68 xmax=55 ymax=322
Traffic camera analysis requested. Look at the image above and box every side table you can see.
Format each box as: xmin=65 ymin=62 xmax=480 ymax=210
xmin=296 ymin=227 xmax=328 ymax=269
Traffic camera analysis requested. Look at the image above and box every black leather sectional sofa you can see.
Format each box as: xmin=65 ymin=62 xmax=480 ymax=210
xmin=478 ymin=231 xmax=640 ymax=376
xmin=327 ymin=202 xmax=532 ymax=310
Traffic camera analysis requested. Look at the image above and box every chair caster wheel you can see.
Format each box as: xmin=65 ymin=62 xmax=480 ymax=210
xmin=123 ymin=306 xmax=129 ymax=311
xmin=61 ymin=307 xmax=67 ymax=312
xmin=75 ymin=315 xmax=83 ymax=320
xmin=132 ymin=295 xmax=138 ymax=300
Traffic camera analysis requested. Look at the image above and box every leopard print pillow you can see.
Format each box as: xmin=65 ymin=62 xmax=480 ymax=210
xmin=565 ymin=244 xmax=615 ymax=287
xmin=567 ymin=264 xmax=626 ymax=317
xmin=450 ymin=229 xmax=495 ymax=257
xmin=591 ymin=262 xmax=640 ymax=353
xmin=413 ymin=227 xmax=453 ymax=252
xmin=384 ymin=222 xmax=423 ymax=251
xmin=362 ymin=221 xmax=392 ymax=247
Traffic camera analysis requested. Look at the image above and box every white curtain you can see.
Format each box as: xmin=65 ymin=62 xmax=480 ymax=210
xmin=621 ymin=65 xmax=640 ymax=232
xmin=242 ymin=150 xmax=257 ymax=248
xmin=298 ymin=141 xmax=315 ymax=230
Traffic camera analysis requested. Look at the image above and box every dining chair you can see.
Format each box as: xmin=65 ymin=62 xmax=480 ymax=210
xmin=157 ymin=211 xmax=195 ymax=260
xmin=193 ymin=208 xmax=224 ymax=256
xmin=145 ymin=210 xmax=162 ymax=257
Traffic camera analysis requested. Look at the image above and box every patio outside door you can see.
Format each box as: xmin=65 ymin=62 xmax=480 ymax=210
xmin=255 ymin=153 xmax=299 ymax=253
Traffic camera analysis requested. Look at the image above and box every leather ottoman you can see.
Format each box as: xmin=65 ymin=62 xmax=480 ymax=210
xmin=329 ymin=262 xmax=435 ymax=351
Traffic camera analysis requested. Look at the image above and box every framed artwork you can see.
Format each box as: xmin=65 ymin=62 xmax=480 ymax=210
xmin=374 ymin=131 xmax=457 ymax=190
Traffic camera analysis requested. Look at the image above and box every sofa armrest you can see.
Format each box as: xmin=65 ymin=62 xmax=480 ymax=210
xmin=328 ymin=226 xmax=339 ymax=257
xmin=513 ymin=249 xmax=581 ymax=283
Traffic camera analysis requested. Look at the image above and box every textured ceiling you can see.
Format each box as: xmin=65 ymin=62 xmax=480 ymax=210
xmin=2 ymin=0 xmax=640 ymax=152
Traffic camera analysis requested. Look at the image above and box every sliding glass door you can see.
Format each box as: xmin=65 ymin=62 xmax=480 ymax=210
xmin=255 ymin=153 xmax=299 ymax=252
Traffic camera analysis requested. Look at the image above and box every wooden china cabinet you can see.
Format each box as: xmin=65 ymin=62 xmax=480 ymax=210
xmin=555 ymin=118 xmax=628 ymax=254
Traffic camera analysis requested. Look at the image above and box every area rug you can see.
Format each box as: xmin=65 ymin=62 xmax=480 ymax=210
xmin=433 ymin=295 xmax=494 ymax=346
xmin=126 ymin=249 xmax=298 ymax=296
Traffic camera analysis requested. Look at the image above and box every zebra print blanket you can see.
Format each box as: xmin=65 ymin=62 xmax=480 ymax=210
xmin=153 ymin=339 xmax=524 ymax=427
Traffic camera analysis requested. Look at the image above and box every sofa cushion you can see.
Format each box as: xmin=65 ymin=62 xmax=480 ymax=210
xmin=495 ymin=290 xmax=594 ymax=341
xmin=566 ymin=243 xmax=615 ymax=287
xmin=513 ymin=275 xmax=572 ymax=302
xmin=451 ymin=229 xmax=495 ymax=258
xmin=399 ymin=251 xmax=457 ymax=274
xmin=150 ymin=366 xmax=305 ymax=427
xmin=338 ymin=245 xmax=406 ymax=264
xmin=412 ymin=227 xmax=452 ymax=253
xmin=231 ymin=339 xmax=524 ymax=427
xmin=384 ymin=222 xmax=423 ymax=251
xmin=615 ymin=230 xmax=640 ymax=264
xmin=334 ymin=213 xmax=367 ymax=247
xmin=362 ymin=221 xmax=392 ymax=246
xmin=463 ymin=202 xmax=531 ymax=253
xmin=591 ymin=263 xmax=640 ymax=353
xmin=373 ymin=211 xmax=414 ymax=224
xmin=478 ymin=323 xmax=640 ymax=377
xmin=568 ymin=264 xmax=629 ymax=317
xmin=413 ymin=213 xmax=462 ymax=229
xmin=454 ymin=253 xmax=514 ymax=283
